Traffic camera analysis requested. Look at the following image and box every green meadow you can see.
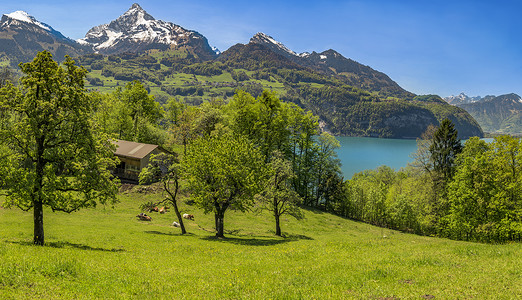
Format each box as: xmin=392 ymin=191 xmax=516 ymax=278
xmin=0 ymin=187 xmax=521 ymax=299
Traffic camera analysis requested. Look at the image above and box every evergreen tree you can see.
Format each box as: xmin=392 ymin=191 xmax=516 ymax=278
xmin=429 ymin=119 xmax=463 ymax=183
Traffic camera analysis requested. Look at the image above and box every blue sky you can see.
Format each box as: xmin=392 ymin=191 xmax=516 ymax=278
xmin=1 ymin=0 xmax=520 ymax=97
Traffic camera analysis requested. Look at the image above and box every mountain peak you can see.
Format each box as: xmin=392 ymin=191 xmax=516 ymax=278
xmin=3 ymin=10 xmax=51 ymax=31
xmin=250 ymin=32 xmax=300 ymax=57
xmin=494 ymin=93 xmax=522 ymax=104
xmin=78 ymin=3 xmax=216 ymax=59
xmin=444 ymin=93 xmax=485 ymax=105
xmin=120 ymin=3 xmax=155 ymax=24
xmin=0 ymin=10 xmax=88 ymax=64
xmin=130 ymin=3 xmax=143 ymax=10
xmin=250 ymin=32 xmax=272 ymax=42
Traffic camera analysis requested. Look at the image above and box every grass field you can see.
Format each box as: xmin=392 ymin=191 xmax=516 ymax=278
xmin=83 ymin=65 xmax=291 ymax=103
xmin=1 ymin=186 xmax=521 ymax=299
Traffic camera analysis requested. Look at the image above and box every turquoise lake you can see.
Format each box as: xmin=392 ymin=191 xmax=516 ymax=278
xmin=335 ymin=137 xmax=419 ymax=178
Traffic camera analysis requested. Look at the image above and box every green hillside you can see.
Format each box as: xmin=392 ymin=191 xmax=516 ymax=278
xmin=0 ymin=187 xmax=520 ymax=299
xmin=72 ymin=48 xmax=483 ymax=139
xmin=458 ymin=94 xmax=522 ymax=134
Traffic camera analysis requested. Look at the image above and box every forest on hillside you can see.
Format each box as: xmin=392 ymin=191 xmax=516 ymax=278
xmin=69 ymin=49 xmax=484 ymax=138
xmin=0 ymin=52 xmax=520 ymax=245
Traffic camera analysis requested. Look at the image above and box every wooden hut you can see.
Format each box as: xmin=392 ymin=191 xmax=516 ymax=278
xmin=113 ymin=139 xmax=164 ymax=181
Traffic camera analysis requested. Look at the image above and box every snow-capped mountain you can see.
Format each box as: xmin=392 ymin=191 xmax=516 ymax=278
xmin=3 ymin=11 xmax=51 ymax=32
xmin=78 ymin=3 xmax=216 ymax=60
xmin=249 ymin=32 xmax=310 ymax=59
xmin=248 ymin=32 xmax=412 ymax=98
xmin=0 ymin=10 xmax=88 ymax=64
xmin=458 ymin=93 xmax=522 ymax=134
xmin=443 ymin=93 xmax=493 ymax=105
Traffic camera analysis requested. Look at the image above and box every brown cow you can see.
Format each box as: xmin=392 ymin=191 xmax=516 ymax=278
xmin=183 ymin=214 xmax=194 ymax=220
xmin=137 ymin=213 xmax=152 ymax=221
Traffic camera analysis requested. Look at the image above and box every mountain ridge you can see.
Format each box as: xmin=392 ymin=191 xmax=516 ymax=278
xmin=0 ymin=4 xmax=484 ymax=139
xmin=457 ymin=93 xmax=522 ymax=134
xmin=249 ymin=32 xmax=413 ymax=99
xmin=0 ymin=10 xmax=89 ymax=63
xmin=443 ymin=93 xmax=495 ymax=105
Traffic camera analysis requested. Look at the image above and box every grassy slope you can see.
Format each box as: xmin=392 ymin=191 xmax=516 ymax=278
xmin=0 ymin=189 xmax=520 ymax=299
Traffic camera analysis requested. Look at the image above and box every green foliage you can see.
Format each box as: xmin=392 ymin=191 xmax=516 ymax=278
xmin=138 ymin=201 xmax=156 ymax=212
xmin=231 ymin=69 xmax=249 ymax=82
xmin=93 ymin=80 xmax=165 ymax=144
xmin=338 ymin=166 xmax=438 ymax=235
xmin=161 ymin=84 xmax=206 ymax=96
xmin=181 ymin=61 xmax=226 ymax=76
xmin=314 ymin=132 xmax=343 ymax=210
xmin=224 ymin=90 xmax=343 ymax=208
xmin=255 ymin=151 xmax=303 ymax=236
xmin=139 ymin=152 xmax=187 ymax=234
xmin=445 ymin=136 xmax=522 ymax=242
xmin=413 ymin=94 xmax=446 ymax=104
xmin=0 ymin=66 xmax=16 ymax=88
xmin=183 ymin=133 xmax=265 ymax=237
xmin=74 ymin=49 xmax=482 ymax=139
xmin=330 ymin=133 xmax=522 ymax=243
xmin=0 ymin=51 xmax=119 ymax=245
xmin=86 ymin=76 xmax=103 ymax=86
xmin=429 ymin=118 xmax=463 ymax=182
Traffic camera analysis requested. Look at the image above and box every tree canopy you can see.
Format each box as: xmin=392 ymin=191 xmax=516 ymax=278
xmin=429 ymin=118 xmax=463 ymax=182
xmin=183 ymin=133 xmax=265 ymax=237
xmin=0 ymin=51 xmax=119 ymax=245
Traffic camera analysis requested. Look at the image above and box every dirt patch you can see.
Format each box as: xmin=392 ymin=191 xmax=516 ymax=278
xmin=119 ymin=183 xmax=136 ymax=193
xmin=134 ymin=184 xmax=162 ymax=194
xmin=119 ymin=183 xmax=163 ymax=194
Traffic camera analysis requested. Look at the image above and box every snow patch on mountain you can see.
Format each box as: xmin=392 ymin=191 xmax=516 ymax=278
xmin=250 ymin=32 xmax=309 ymax=58
xmin=212 ymin=46 xmax=221 ymax=55
xmin=443 ymin=93 xmax=485 ymax=105
xmin=78 ymin=3 xmax=211 ymax=55
xmin=3 ymin=11 xmax=51 ymax=31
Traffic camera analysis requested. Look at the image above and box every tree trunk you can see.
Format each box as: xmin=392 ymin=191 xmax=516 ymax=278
xmin=33 ymin=137 xmax=45 ymax=245
xmin=214 ymin=213 xmax=218 ymax=233
xmin=132 ymin=115 xmax=139 ymax=142
xmin=274 ymin=197 xmax=282 ymax=236
xmin=164 ymin=179 xmax=186 ymax=234
xmin=275 ymin=213 xmax=281 ymax=237
xmin=33 ymin=200 xmax=44 ymax=245
xmin=172 ymin=201 xmax=186 ymax=235
xmin=215 ymin=210 xmax=225 ymax=238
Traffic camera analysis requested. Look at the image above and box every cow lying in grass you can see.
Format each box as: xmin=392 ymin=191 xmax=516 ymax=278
xmin=172 ymin=221 xmax=180 ymax=227
xmin=183 ymin=214 xmax=194 ymax=220
xmin=136 ymin=213 xmax=152 ymax=221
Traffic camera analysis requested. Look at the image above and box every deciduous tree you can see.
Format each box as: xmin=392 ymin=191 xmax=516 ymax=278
xmin=183 ymin=133 xmax=264 ymax=237
xmin=139 ymin=153 xmax=187 ymax=234
xmin=115 ymin=80 xmax=164 ymax=143
xmin=0 ymin=51 xmax=119 ymax=245
xmin=256 ymin=151 xmax=303 ymax=236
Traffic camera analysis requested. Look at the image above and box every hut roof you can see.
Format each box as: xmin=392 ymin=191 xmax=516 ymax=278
xmin=113 ymin=139 xmax=159 ymax=159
